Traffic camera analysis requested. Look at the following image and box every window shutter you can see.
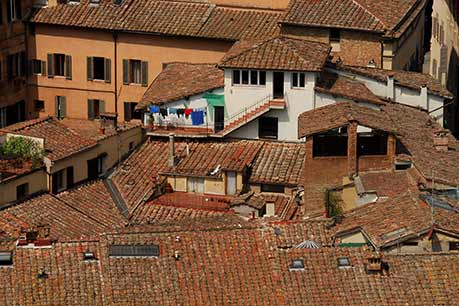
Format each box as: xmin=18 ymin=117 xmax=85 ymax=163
xmin=124 ymin=102 xmax=131 ymax=121
xmin=60 ymin=96 xmax=66 ymax=118
xmin=123 ymin=59 xmax=129 ymax=85
xmin=15 ymin=0 xmax=21 ymax=19
xmin=41 ymin=60 xmax=46 ymax=76
xmin=28 ymin=60 xmax=33 ymax=76
xmin=47 ymin=54 xmax=53 ymax=78
xmin=104 ymin=58 xmax=111 ymax=83
xmin=20 ymin=52 xmax=26 ymax=76
xmin=6 ymin=0 xmax=11 ymax=22
xmin=87 ymin=57 xmax=93 ymax=81
xmin=55 ymin=96 xmax=59 ymax=118
xmin=141 ymin=61 xmax=148 ymax=87
xmin=88 ymin=99 xmax=95 ymax=120
xmin=99 ymin=100 xmax=106 ymax=114
xmin=6 ymin=55 xmax=12 ymax=80
xmin=65 ymin=55 xmax=72 ymax=80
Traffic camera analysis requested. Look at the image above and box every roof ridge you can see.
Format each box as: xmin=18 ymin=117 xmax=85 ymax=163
xmin=220 ymin=36 xmax=277 ymax=64
xmin=3 ymin=116 xmax=53 ymax=133
xmin=351 ymin=0 xmax=386 ymax=29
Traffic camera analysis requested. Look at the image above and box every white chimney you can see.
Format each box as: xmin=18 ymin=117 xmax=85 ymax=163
xmin=168 ymin=134 xmax=176 ymax=167
xmin=265 ymin=202 xmax=275 ymax=217
xmin=420 ymin=84 xmax=429 ymax=110
xmin=386 ymin=72 xmax=395 ymax=101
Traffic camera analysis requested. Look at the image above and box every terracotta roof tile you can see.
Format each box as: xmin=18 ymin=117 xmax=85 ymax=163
xmin=60 ymin=118 xmax=141 ymax=141
xmin=0 ymin=159 xmax=42 ymax=184
xmin=251 ymin=141 xmax=306 ymax=186
xmin=298 ymin=101 xmax=398 ymax=137
xmin=29 ymin=0 xmax=281 ymax=41
xmin=358 ymin=171 xmax=415 ymax=197
xmin=139 ymin=62 xmax=224 ymax=108
xmin=219 ymin=36 xmax=331 ymax=71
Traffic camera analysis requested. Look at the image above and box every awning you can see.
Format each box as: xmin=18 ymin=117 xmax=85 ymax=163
xmin=203 ymin=93 xmax=225 ymax=107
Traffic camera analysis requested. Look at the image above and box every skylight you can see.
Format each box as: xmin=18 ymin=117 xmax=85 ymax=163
xmin=109 ymin=244 xmax=160 ymax=257
xmin=289 ymin=259 xmax=305 ymax=271
xmin=0 ymin=252 xmax=12 ymax=266
xmin=337 ymin=257 xmax=351 ymax=268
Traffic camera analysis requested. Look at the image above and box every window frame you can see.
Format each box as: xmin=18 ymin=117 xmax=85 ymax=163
xmin=32 ymin=59 xmax=43 ymax=75
xmin=92 ymin=56 xmax=106 ymax=81
xmin=129 ymin=59 xmax=142 ymax=84
xmin=258 ymin=117 xmax=278 ymax=140
xmin=291 ymin=72 xmax=306 ymax=89
xmin=260 ymin=184 xmax=285 ymax=193
xmin=330 ymin=29 xmax=341 ymax=43
xmin=357 ymin=131 xmax=388 ymax=156
xmin=232 ymin=70 xmax=266 ymax=86
xmin=34 ymin=100 xmax=44 ymax=112
xmin=16 ymin=183 xmax=29 ymax=201
xmin=313 ymin=128 xmax=348 ymax=157
xmin=53 ymin=53 xmax=66 ymax=77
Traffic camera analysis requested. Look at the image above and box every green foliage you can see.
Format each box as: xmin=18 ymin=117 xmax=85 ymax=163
xmin=324 ymin=189 xmax=343 ymax=217
xmin=1 ymin=136 xmax=44 ymax=166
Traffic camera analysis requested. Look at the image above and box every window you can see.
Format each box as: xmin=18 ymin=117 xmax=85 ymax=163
xmin=16 ymin=183 xmax=29 ymax=201
xmin=313 ymin=128 xmax=348 ymax=157
xmin=55 ymin=96 xmax=66 ymax=119
xmin=187 ymin=177 xmax=204 ymax=193
xmin=450 ymin=242 xmax=459 ymax=251
xmin=232 ymin=70 xmax=266 ymax=86
xmin=357 ymin=132 xmax=388 ymax=156
xmin=47 ymin=53 xmax=72 ymax=79
xmin=31 ymin=59 xmax=45 ymax=75
xmin=226 ymin=171 xmax=236 ymax=195
xmin=6 ymin=52 xmax=25 ymax=80
xmin=129 ymin=141 xmax=134 ymax=151
xmin=330 ymin=29 xmax=340 ymax=43
xmin=34 ymin=100 xmax=44 ymax=112
xmin=124 ymin=102 xmax=141 ymax=121
xmin=87 ymin=56 xmax=111 ymax=82
xmin=7 ymin=0 xmax=21 ymax=22
xmin=289 ymin=259 xmax=304 ymax=271
xmin=87 ymin=99 xmax=105 ymax=120
xmin=87 ymin=155 xmax=105 ymax=180
xmin=261 ymin=184 xmax=285 ymax=193
xmin=292 ymin=72 xmax=306 ymax=88
xmin=123 ymin=59 xmax=148 ymax=86
xmin=109 ymin=244 xmax=159 ymax=257
xmin=0 ymin=107 xmax=6 ymax=128
xmin=337 ymin=257 xmax=351 ymax=268
xmin=259 ymin=117 xmax=278 ymax=139
xmin=52 ymin=169 xmax=65 ymax=194
xmin=0 ymin=252 xmax=13 ymax=266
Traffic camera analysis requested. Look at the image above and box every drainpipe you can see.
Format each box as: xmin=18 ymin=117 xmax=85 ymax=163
xmin=113 ymin=31 xmax=118 ymax=129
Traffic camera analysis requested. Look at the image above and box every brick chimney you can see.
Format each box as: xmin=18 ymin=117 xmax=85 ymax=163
xmin=433 ymin=129 xmax=449 ymax=152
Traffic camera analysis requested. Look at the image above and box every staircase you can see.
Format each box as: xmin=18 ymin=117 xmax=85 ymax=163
xmin=213 ymin=95 xmax=285 ymax=137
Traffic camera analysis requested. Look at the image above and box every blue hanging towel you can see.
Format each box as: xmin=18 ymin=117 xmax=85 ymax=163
xmin=169 ymin=108 xmax=178 ymax=114
xmin=191 ymin=111 xmax=204 ymax=126
xmin=150 ymin=105 xmax=160 ymax=113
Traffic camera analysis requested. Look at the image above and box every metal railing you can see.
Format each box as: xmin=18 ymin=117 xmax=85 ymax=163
xmin=223 ymin=94 xmax=273 ymax=128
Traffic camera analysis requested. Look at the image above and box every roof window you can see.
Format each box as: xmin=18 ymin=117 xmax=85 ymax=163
xmin=109 ymin=244 xmax=160 ymax=257
xmin=289 ymin=259 xmax=304 ymax=271
xmin=83 ymin=251 xmax=96 ymax=261
xmin=0 ymin=252 xmax=13 ymax=266
xmin=337 ymin=257 xmax=351 ymax=268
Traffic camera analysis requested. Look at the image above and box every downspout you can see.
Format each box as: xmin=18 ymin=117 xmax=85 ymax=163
xmin=113 ymin=31 xmax=118 ymax=128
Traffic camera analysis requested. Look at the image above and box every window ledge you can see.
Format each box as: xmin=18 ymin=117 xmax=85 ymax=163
xmin=232 ymin=84 xmax=266 ymax=88
xmin=312 ymin=156 xmax=348 ymax=160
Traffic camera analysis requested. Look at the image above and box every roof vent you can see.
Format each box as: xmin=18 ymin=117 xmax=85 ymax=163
xmin=366 ymin=254 xmax=389 ymax=275
xmin=289 ymin=259 xmax=304 ymax=271
xmin=89 ymin=0 xmax=100 ymax=7
xmin=83 ymin=251 xmax=96 ymax=261
xmin=295 ymin=240 xmax=320 ymax=249
xmin=274 ymin=227 xmax=282 ymax=236
xmin=113 ymin=0 xmax=123 ymax=4
xmin=337 ymin=257 xmax=351 ymax=269
xmin=0 ymin=252 xmax=13 ymax=266
xmin=37 ymin=268 xmax=48 ymax=279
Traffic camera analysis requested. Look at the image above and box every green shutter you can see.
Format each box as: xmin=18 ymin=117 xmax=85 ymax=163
xmin=47 ymin=54 xmax=53 ymax=78
xmin=60 ymin=96 xmax=66 ymax=118
xmin=88 ymin=99 xmax=95 ymax=120
xmin=99 ymin=100 xmax=106 ymax=114
xmin=141 ymin=61 xmax=148 ymax=87
xmin=65 ymin=55 xmax=72 ymax=80
xmin=41 ymin=60 xmax=46 ymax=76
xmin=104 ymin=58 xmax=111 ymax=83
xmin=122 ymin=59 xmax=129 ymax=85
xmin=55 ymin=96 xmax=59 ymax=117
xmin=87 ymin=57 xmax=93 ymax=81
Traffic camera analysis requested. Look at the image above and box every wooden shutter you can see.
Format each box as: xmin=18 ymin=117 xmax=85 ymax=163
xmin=141 ymin=61 xmax=148 ymax=87
xmin=60 ymin=96 xmax=66 ymax=118
xmin=65 ymin=55 xmax=72 ymax=80
xmin=122 ymin=59 xmax=129 ymax=85
xmin=87 ymin=57 xmax=93 ymax=81
xmin=6 ymin=0 xmax=11 ymax=22
xmin=99 ymin=100 xmax=106 ymax=114
xmin=104 ymin=58 xmax=111 ymax=83
xmin=88 ymin=99 xmax=95 ymax=120
xmin=6 ymin=55 xmax=12 ymax=80
xmin=47 ymin=54 xmax=53 ymax=78
xmin=124 ymin=102 xmax=131 ymax=121
xmin=54 ymin=96 xmax=59 ymax=118
xmin=15 ymin=0 xmax=21 ymax=19
xmin=41 ymin=60 xmax=46 ymax=76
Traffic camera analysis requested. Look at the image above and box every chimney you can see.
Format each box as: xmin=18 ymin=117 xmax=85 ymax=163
xmin=169 ymin=134 xmax=176 ymax=167
xmin=420 ymin=84 xmax=429 ymax=110
xmin=265 ymin=201 xmax=275 ymax=217
xmin=386 ymin=72 xmax=395 ymax=101
xmin=433 ymin=129 xmax=449 ymax=152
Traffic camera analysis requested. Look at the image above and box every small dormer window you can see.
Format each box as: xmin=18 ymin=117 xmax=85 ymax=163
xmin=337 ymin=257 xmax=351 ymax=268
xmin=0 ymin=252 xmax=13 ymax=266
xmin=83 ymin=251 xmax=96 ymax=261
xmin=289 ymin=259 xmax=304 ymax=271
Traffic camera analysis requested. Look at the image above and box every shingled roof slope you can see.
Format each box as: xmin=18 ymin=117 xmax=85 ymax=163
xmin=1 ymin=117 xmax=97 ymax=162
xmin=250 ymin=141 xmax=306 ymax=186
xmin=282 ymin=0 xmax=424 ymax=36
xmin=138 ymin=63 xmax=224 ymax=108
xmin=219 ymin=36 xmax=331 ymax=71
xmin=29 ymin=0 xmax=281 ymax=41
xmin=298 ymin=102 xmax=398 ymax=137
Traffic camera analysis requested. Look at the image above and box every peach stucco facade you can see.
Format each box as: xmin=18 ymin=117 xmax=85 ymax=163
xmin=27 ymin=25 xmax=232 ymax=122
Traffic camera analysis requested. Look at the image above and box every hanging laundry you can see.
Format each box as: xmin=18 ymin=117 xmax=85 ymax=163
xmin=160 ymin=108 xmax=168 ymax=117
xmin=169 ymin=108 xmax=178 ymax=114
xmin=177 ymin=109 xmax=185 ymax=116
xmin=191 ymin=111 xmax=204 ymax=126
xmin=150 ymin=105 xmax=160 ymax=113
xmin=184 ymin=108 xmax=193 ymax=116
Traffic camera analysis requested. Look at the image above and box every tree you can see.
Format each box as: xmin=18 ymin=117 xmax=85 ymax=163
xmin=1 ymin=136 xmax=44 ymax=167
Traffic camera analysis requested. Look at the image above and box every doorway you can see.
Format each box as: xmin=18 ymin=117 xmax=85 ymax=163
xmin=214 ymin=106 xmax=224 ymax=132
xmin=273 ymin=72 xmax=284 ymax=99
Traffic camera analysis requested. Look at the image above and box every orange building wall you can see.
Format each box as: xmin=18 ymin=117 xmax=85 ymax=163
xmin=28 ymin=25 xmax=232 ymax=121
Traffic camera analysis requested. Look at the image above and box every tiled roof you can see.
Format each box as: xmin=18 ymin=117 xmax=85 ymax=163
xmin=334 ymin=64 xmax=453 ymax=98
xmin=60 ymin=118 xmax=141 ymax=141
xmin=1 ymin=117 xmax=97 ymax=162
xmin=165 ymin=140 xmax=263 ymax=177
xmin=138 ymin=63 xmax=224 ymax=108
xmin=250 ymin=141 xmax=306 ymax=186
xmin=219 ymin=36 xmax=331 ymax=71
xmin=358 ymin=171 xmax=415 ymax=197
xmin=0 ymin=159 xmax=41 ymax=184
xmin=29 ymin=0 xmax=281 ymax=41
xmin=315 ymin=72 xmax=385 ymax=105
xmin=298 ymin=102 xmax=398 ymax=137
xmin=0 ymin=181 xmax=126 ymax=241
xmin=282 ymin=0 xmax=424 ymax=36
xmin=383 ymin=103 xmax=459 ymax=186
